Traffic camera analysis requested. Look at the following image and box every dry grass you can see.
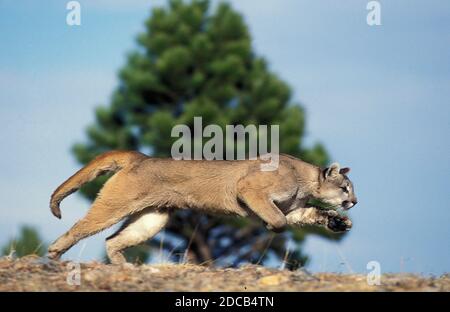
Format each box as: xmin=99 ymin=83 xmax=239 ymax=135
xmin=0 ymin=255 xmax=448 ymax=291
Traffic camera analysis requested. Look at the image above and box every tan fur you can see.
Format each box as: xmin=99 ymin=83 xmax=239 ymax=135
xmin=50 ymin=150 xmax=147 ymax=219
xmin=48 ymin=151 xmax=357 ymax=264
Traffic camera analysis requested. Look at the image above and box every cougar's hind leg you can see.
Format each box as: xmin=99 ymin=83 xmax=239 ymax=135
xmin=47 ymin=171 xmax=142 ymax=260
xmin=106 ymin=208 xmax=170 ymax=264
xmin=47 ymin=196 xmax=135 ymax=260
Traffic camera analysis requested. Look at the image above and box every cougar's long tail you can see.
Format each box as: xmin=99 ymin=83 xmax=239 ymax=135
xmin=50 ymin=150 xmax=147 ymax=219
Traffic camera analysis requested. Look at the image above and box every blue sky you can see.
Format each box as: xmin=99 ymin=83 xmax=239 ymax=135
xmin=0 ymin=0 xmax=449 ymax=274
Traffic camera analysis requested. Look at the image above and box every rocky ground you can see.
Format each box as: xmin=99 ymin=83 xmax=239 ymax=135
xmin=0 ymin=255 xmax=448 ymax=291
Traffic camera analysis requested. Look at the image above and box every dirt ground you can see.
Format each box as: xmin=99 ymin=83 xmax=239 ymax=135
xmin=0 ymin=255 xmax=448 ymax=291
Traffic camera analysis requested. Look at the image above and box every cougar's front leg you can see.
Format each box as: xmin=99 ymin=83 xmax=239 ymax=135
xmin=238 ymin=189 xmax=287 ymax=232
xmin=237 ymin=169 xmax=302 ymax=233
xmin=286 ymin=208 xmax=352 ymax=232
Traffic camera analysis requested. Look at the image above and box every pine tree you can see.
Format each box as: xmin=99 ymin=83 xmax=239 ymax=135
xmin=73 ymin=0 xmax=342 ymax=267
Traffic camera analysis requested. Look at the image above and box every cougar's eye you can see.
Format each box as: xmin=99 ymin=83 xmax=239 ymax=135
xmin=341 ymin=186 xmax=348 ymax=193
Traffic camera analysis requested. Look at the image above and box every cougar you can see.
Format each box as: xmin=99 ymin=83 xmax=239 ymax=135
xmin=48 ymin=151 xmax=357 ymax=264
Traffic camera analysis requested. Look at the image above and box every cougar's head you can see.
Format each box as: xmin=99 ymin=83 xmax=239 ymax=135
xmin=316 ymin=163 xmax=358 ymax=210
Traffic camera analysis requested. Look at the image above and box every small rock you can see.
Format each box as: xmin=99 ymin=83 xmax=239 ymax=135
xmin=258 ymin=274 xmax=288 ymax=286
xmin=121 ymin=263 xmax=135 ymax=270
xmin=145 ymin=267 xmax=160 ymax=273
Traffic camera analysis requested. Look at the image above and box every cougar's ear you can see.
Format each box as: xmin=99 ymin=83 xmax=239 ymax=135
xmin=340 ymin=167 xmax=351 ymax=175
xmin=324 ymin=163 xmax=340 ymax=179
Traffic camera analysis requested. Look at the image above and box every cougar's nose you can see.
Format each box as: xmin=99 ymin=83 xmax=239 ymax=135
xmin=352 ymin=198 xmax=358 ymax=206
xmin=342 ymin=200 xmax=353 ymax=209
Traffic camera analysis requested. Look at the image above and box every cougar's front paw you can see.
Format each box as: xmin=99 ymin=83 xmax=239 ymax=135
xmin=327 ymin=214 xmax=352 ymax=232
